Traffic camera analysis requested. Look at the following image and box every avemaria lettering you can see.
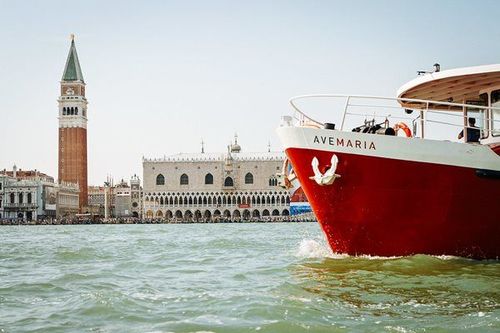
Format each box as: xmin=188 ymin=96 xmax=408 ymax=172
xmin=313 ymin=135 xmax=376 ymax=150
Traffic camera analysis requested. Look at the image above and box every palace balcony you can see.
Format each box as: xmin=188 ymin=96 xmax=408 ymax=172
xmin=3 ymin=203 xmax=38 ymax=210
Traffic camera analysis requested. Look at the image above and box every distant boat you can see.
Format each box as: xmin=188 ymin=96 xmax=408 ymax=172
xmin=277 ymin=64 xmax=500 ymax=259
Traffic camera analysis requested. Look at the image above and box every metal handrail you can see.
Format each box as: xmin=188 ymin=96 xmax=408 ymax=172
xmin=289 ymin=94 xmax=500 ymax=136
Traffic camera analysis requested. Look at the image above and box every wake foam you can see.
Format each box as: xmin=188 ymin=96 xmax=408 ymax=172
xmin=296 ymin=239 xmax=341 ymax=259
xmin=295 ymin=239 xmax=478 ymax=261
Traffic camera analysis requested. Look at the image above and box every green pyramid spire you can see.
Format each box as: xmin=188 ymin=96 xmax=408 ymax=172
xmin=62 ymin=36 xmax=84 ymax=82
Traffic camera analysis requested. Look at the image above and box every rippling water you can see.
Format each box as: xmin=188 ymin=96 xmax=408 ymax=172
xmin=0 ymin=223 xmax=499 ymax=332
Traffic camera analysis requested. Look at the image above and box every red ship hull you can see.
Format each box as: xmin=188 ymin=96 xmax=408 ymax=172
xmin=286 ymin=147 xmax=500 ymax=259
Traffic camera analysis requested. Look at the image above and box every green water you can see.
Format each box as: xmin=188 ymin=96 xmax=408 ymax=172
xmin=0 ymin=224 xmax=498 ymax=332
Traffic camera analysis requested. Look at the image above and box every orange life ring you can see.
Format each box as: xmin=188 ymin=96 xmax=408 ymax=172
xmin=393 ymin=122 xmax=412 ymax=137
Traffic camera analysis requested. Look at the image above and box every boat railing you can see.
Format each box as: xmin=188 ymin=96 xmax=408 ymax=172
xmin=289 ymin=94 xmax=500 ymax=140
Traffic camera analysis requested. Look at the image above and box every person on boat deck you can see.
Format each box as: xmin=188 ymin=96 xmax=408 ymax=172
xmin=458 ymin=117 xmax=480 ymax=143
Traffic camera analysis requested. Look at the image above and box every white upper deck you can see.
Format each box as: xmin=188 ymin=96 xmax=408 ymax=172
xmin=397 ymin=64 xmax=500 ymax=107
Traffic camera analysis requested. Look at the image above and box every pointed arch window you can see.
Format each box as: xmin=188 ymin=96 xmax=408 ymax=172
xmin=245 ymin=172 xmax=254 ymax=184
xmin=269 ymin=177 xmax=277 ymax=186
xmin=205 ymin=173 xmax=213 ymax=185
xmin=180 ymin=174 xmax=189 ymax=185
xmin=224 ymin=177 xmax=234 ymax=187
xmin=156 ymin=174 xmax=165 ymax=185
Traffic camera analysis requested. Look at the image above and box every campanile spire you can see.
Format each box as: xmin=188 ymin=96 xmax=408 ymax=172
xmin=58 ymin=36 xmax=88 ymax=210
xmin=62 ymin=35 xmax=84 ymax=83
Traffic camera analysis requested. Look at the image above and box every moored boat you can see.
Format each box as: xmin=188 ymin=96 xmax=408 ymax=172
xmin=277 ymin=64 xmax=500 ymax=259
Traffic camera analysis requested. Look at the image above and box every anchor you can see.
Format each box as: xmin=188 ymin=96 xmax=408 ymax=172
xmin=310 ymin=154 xmax=341 ymax=186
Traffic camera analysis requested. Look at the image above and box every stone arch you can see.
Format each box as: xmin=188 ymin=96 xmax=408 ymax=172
xmin=175 ymin=210 xmax=183 ymax=218
xmin=169 ymin=197 xmax=174 ymax=205
xmin=166 ymin=210 xmax=173 ymax=219
xmin=281 ymin=196 xmax=286 ymax=204
xmin=156 ymin=210 xmax=164 ymax=217
xmin=233 ymin=210 xmax=241 ymax=219
xmin=183 ymin=197 xmax=188 ymax=205
xmin=132 ymin=212 xmax=139 ymax=218
xmin=160 ymin=197 xmax=164 ymax=205
xmin=208 ymin=196 xmax=212 ymax=205
xmin=180 ymin=174 xmax=189 ymax=185
xmin=205 ymin=173 xmax=213 ymax=185
xmin=185 ymin=210 xmax=193 ymax=220
xmin=174 ymin=197 xmax=179 ymax=205
xmin=223 ymin=210 xmax=231 ymax=218
xmin=203 ymin=197 xmax=208 ymax=205
xmin=252 ymin=209 xmax=260 ymax=218
xmin=242 ymin=209 xmax=250 ymax=220
xmin=146 ymin=210 xmax=154 ymax=218
xmin=204 ymin=210 xmax=211 ymax=220
xmin=262 ymin=209 xmax=270 ymax=217
xmin=194 ymin=210 xmax=202 ymax=221
xmin=282 ymin=209 xmax=289 ymax=216
xmin=272 ymin=209 xmax=280 ymax=216
xmin=214 ymin=209 xmax=221 ymax=217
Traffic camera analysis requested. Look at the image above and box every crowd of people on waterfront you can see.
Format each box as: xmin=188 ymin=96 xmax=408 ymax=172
xmin=0 ymin=214 xmax=316 ymax=226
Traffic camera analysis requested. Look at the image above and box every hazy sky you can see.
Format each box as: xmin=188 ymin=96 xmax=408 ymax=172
xmin=1 ymin=0 xmax=499 ymax=185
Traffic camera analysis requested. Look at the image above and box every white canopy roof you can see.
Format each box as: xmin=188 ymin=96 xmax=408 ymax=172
xmin=397 ymin=64 xmax=500 ymax=108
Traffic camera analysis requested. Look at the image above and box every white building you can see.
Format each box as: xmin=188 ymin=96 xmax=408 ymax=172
xmin=87 ymin=176 xmax=142 ymax=218
xmin=0 ymin=166 xmax=79 ymax=220
xmin=56 ymin=181 xmax=80 ymax=218
xmin=142 ymin=138 xmax=290 ymax=222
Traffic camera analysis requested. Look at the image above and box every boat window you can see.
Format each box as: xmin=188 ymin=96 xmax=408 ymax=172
xmin=466 ymin=98 xmax=487 ymax=140
xmin=492 ymin=90 xmax=500 ymax=137
xmin=479 ymin=93 xmax=489 ymax=138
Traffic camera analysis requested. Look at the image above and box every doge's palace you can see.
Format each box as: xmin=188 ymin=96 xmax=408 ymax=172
xmin=142 ymin=137 xmax=289 ymax=221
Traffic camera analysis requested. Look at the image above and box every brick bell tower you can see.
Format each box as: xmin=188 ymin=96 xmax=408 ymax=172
xmin=58 ymin=35 xmax=88 ymax=210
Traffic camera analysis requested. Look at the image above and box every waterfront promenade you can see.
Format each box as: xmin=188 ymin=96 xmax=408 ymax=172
xmin=0 ymin=214 xmax=316 ymax=226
